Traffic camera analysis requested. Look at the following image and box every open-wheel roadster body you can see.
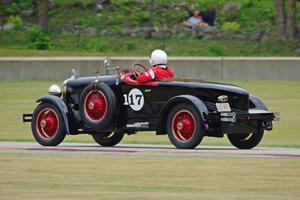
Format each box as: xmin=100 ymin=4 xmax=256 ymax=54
xmin=23 ymin=59 xmax=279 ymax=149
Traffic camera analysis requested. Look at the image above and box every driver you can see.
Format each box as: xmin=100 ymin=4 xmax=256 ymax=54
xmin=136 ymin=49 xmax=174 ymax=83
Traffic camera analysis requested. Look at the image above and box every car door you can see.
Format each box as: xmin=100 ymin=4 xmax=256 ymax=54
xmin=121 ymin=83 xmax=156 ymax=119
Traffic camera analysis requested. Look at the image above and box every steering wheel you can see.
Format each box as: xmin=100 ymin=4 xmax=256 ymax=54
xmin=130 ymin=63 xmax=147 ymax=79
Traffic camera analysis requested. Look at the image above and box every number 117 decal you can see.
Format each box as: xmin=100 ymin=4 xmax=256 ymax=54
xmin=123 ymin=88 xmax=145 ymax=111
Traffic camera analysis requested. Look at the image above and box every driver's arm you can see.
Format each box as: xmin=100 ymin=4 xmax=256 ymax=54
xmin=136 ymin=69 xmax=155 ymax=83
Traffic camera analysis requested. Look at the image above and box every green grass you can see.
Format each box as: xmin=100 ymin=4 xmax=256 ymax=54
xmin=1 ymin=36 xmax=300 ymax=57
xmin=0 ymin=154 xmax=299 ymax=200
xmin=0 ymin=80 xmax=299 ymax=148
xmin=51 ymin=0 xmax=95 ymax=4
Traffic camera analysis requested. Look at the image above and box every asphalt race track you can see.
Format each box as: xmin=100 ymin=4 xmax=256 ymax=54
xmin=0 ymin=142 xmax=299 ymax=158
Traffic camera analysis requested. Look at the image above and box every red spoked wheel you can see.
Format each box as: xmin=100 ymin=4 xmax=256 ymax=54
xmin=79 ymin=82 xmax=116 ymax=129
xmin=167 ymin=103 xmax=205 ymax=149
xmin=36 ymin=108 xmax=59 ymax=140
xmin=172 ymin=110 xmax=196 ymax=142
xmin=32 ymin=103 xmax=66 ymax=146
xmin=84 ymin=90 xmax=107 ymax=123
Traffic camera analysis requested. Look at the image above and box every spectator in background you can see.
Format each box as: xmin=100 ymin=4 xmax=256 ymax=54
xmin=201 ymin=8 xmax=216 ymax=26
xmin=182 ymin=10 xmax=208 ymax=29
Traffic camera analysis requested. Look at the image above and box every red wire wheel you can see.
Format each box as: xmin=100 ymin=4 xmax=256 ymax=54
xmin=79 ymin=82 xmax=116 ymax=129
xmin=167 ymin=103 xmax=205 ymax=149
xmin=83 ymin=90 xmax=107 ymax=123
xmin=31 ymin=103 xmax=66 ymax=146
xmin=172 ymin=110 xmax=196 ymax=142
xmin=36 ymin=108 xmax=59 ymax=140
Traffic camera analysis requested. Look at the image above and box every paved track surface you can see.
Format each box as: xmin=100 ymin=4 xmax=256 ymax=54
xmin=0 ymin=142 xmax=300 ymax=158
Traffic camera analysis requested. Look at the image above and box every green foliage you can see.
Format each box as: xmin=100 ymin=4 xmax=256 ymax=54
xmin=40 ymin=0 xmax=300 ymax=36
xmin=86 ymin=40 xmax=107 ymax=52
xmin=2 ymin=3 xmax=19 ymax=15
xmin=1 ymin=29 xmax=300 ymax=56
xmin=220 ymin=0 xmax=275 ymax=32
xmin=7 ymin=15 xmax=23 ymax=28
xmin=0 ymin=0 xmax=31 ymax=15
xmin=1 ymin=0 xmax=300 ymax=56
xmin=129 ymin=11 xmax=149 ymax=26
xmin=2 ymin=0 xmax=300 ymax=36
xmin=125 ymin=42 xmax=136 ymax=51
xmin=207 ymin=43 xmax=225 ymax=56
xmin=29 ymin=27 xmax=53 ymax=50
xmin=222 ymin=22 xmax=240 ymax=31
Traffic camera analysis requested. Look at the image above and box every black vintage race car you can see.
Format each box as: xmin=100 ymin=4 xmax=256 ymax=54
xmin=23 ymin=59 xmax=279 ymax=149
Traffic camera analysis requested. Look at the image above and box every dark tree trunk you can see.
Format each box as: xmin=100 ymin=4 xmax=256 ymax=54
xmin=145 ymin=0 xmax=154 ymax=39
xmin=274 ymin=0 xmax=286 ymax=39
xmin=38 ymin=0 xmax=49 ymax=32
xmin=286 ymin=0 xmax=296 ymax=39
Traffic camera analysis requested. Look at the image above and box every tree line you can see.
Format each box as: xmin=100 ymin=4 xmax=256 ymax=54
xmin=28 ymin=0 xmax=300 ymax=40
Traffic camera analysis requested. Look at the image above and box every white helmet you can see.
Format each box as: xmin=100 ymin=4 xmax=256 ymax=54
xmin=149 ymin=49 xmax=168 ymax=66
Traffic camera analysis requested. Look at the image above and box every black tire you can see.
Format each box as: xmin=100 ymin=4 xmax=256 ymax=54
xmin=167 ymin=103 xmax=205 ymax=149
xmin=31 ymin=103 xmax=66 ymax=146
xmin=92 ymin=132 xmax=124 ymax=147
xmin=79 ymin=82 xmax=116 ymax=129
xmin=227 ymin=129 xmax=264 ymax=149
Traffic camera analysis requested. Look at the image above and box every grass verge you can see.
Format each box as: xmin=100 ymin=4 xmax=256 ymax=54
xmin=1 ymin=37 xmax=300 ymax=57
xmin=0 ymin=154 xmax=299 ymax=200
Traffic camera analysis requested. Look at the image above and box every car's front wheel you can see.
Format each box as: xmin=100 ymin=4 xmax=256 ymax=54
xmin=227 ymin=129 xmax=264 ymax=149
xmin=167 ymin=103 xmax=205 ymax=149
xmin=31 ymin=103 xmax=66 ymax=146
xmin=92 ymin=132 xmax=124 ymax=147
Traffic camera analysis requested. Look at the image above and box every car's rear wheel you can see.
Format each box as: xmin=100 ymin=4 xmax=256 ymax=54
xmin=31 ymin=103 xmax=66 ymax=146
xmin=227 ymin=129 xmax=264 ymax=149
xmin=167 ymin=103 xmax=205 ymax=149
xmin=79 ymin=82 xmax=116 ymax=129
xmin=92 ymin=132 xmax=124 ymax=147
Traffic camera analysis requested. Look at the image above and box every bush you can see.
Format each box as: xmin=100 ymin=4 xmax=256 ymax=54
xmin=222 ymin=22 xmax=240 ymax=31
xmin=29 ymin=27 xmax=53 ymax=50
xmin=87 ymin=40 xmax=107 ymax=52
xmin=0 ymin=0 xmax=31 ymax=15
xmin=7 ymin=15 xmax=23 ymax=28
xmin=207 ymin=43 xmax=225 ymax=56
xmin=125 ymin=42 xmax=136 ymax=50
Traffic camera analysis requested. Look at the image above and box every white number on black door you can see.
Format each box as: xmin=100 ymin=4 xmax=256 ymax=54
xmin=123 ymin=88 xmax=144 ymax=111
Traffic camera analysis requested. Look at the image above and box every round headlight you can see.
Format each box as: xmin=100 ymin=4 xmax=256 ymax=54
xmin=48 ymin=84 xmax=62 ymax=97
xmin=218 ymin=95 xmax=228 ymax=102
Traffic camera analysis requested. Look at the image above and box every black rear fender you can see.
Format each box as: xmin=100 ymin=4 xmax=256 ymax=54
xmin=249 ymin=95 xmax=268 ymax=111
xmin=37 ymin=95 xmax=74 ymax=134
xmin=156 ymin=95 xmax=209 ymax=135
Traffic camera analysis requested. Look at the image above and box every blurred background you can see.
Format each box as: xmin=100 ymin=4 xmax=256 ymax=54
xmin=0 ymin=0 xmax=299 ymax=56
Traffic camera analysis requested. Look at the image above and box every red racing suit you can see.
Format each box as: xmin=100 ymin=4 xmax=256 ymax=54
xmin=136 ymin=65 xmax=174 ymax=83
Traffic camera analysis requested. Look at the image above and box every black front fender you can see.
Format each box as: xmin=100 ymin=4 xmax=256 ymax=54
xmin=156 ymin=95 xmax=209 ymax=135
xmin=37 ymin=95 xmax=71 ymax=134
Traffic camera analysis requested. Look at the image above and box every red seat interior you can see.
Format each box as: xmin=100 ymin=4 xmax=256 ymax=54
xmin=120 ymin=72 xmax=159 ymax=86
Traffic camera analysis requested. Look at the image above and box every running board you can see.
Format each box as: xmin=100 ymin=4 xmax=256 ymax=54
xmin=126 ymin=122 xmax=149 ymax=129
